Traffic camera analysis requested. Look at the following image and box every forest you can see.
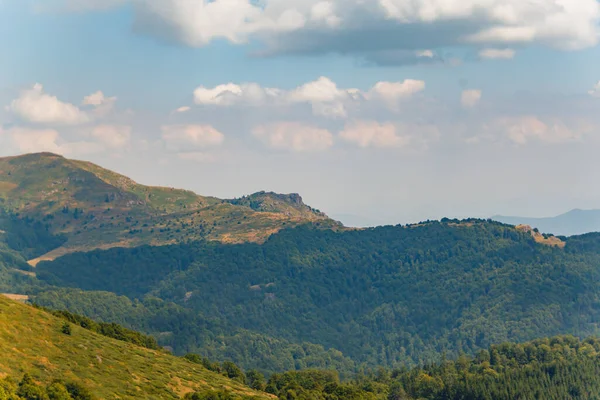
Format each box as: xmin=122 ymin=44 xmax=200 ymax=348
xmin=7 ymin=334 xmax=600 ymax=400
xmin=31 ymin=220 xmax=600 ymax=374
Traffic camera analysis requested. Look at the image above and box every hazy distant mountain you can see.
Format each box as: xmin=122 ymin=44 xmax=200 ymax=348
xmin=492 ymin=209 xmax=600 ymax=236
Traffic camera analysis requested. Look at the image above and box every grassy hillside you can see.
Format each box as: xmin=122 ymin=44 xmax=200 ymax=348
xmin=0 ymin=295 xmax=271 ymax=399
xmin=0 ymin=153 xmax=338 ymax=262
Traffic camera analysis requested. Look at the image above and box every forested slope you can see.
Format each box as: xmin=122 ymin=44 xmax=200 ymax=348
xmin=34 ymin=220 xmax=600 ymax=373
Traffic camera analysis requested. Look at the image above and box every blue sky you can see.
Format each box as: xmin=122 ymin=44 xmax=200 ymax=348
xmin=1 ymin=0 xmax=600 ymax=226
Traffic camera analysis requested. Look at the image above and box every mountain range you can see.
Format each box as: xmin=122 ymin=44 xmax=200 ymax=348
xmin=493 ymin=209 xmax=600 ymax=236
xmin=3 ymin=153 xmax=600 ymax=398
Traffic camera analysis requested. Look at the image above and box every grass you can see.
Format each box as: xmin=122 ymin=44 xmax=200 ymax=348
xmin=0 ymin=152 xmax=339 ymax=262
xmin=0 ymin=296 xmax=273 ymax=399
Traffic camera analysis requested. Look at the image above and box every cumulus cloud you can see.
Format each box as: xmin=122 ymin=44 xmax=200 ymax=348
xmin=367 ymin=80 xmax=426 ymax=110
xmin=161 ymin=124 xmax=225 ymax=151
xmin=192 ymin=77 xmax=423 ymax=117
xmin=252 ymin=122 xmax=333 ymax=152
xmin=7 ymin=84 xmax=90 ymax=125
xmin=83 ymin=90 xmax=118 ymax=117
xmin=589 ymin=81 xmax=600 ymax=97
xmin=339 ymin=121 xmax=410 ymax=148
xmin=461 ymin=90 xmax=482 ymax=108
xmin=6 ymin=127 xmax=63 ymax=153
xmin=493 ymin=116 xmax=581 ymax=145
xmin=0 ymin=126 xmax=104 ymax=156
xmin=90 ymin=125 xmax=131 ymax=149
xmin=479 ymin=48 xmax=516 ymax=60
xmin=63 ymin=0 xmax=595 ymax=59
xmin=287 ymin=77 xmax=360 ymax=118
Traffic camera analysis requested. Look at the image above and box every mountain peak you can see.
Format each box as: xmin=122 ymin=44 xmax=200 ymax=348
xmin=227 ymin=191 xmax=328 ymax=220
xmin=1 ymin=153 xmax=339 ymax=261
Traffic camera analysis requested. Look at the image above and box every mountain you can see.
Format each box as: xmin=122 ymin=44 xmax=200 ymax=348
xmin=32 ymin=219 xmax=600 ymax=374
xmin=0 ymin=153 xmax=339 ymax=263
xmin=0 ymin=295 xmax=271 ymax=399
xmin=5 ymin=152 xmax=600 ymax=384
xmin=492 ymin=209 xmax=600 ymax=236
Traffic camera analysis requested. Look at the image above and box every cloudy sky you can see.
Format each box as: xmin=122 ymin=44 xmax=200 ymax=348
xmin=1 ymin=0 xmax=600 ymax=226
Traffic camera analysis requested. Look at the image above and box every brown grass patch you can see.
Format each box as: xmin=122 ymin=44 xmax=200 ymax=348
xmin=1 ymin=294 xmax=29 ymax=302
xmin=0 ymin=181 xmax=17 ymax=194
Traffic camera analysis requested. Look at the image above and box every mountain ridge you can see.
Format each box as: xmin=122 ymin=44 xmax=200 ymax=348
xmin=0 ymin=152 xmax=340 ymax=262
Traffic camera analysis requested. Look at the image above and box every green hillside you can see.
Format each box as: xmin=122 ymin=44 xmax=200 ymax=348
xmin=32 ymin=220 xmax=600 ymax=375
xmin=0 ymin=153 xmax=338 ymax=263
xmin=0 ymin=295 xmax=271 ymax=399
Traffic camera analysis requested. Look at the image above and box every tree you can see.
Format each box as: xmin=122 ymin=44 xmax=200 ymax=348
xmin=61 ymin=322 xmax=72 ymax=335
xmin=221 ymin=361 xmax=245 ymax=384
xmin=46 ymin=382 xmax=73 ymax=400
xmin=246 ymin=370 xmax=266 ymax=391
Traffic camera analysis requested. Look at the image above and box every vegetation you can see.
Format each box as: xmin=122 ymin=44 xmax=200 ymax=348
xmin=261 ymin=335 xmax=600 ymax=399
xmin=4 ymin=152 xmax=600 ymax=398
xmin=0 ymin=373 xmax=94 ymax=400
xmin=0 ymin=295 xmax=272 ymax=400
xmin=33 ymin=220 xmax=600 ymax=374
xmin=36 ymin=306 xmax=161 ymax=350
xmin=0 ymin=153 xmax=338 ymax=262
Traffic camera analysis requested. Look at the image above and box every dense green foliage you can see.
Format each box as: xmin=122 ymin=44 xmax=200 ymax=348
xmin=262 ymin=336 xmax=600 ymax=400
xmin=0 ymin=211 xmax=64 ymax=293
xmin=34 ymin=288 xmax=357 ymax=375
xmin=34 ymin=305 xmax=161 ymax=350
xmin=35 ymin=221 xmax=600 ymax=373
xmin=0 ymin=374 xmax=93 ymax=400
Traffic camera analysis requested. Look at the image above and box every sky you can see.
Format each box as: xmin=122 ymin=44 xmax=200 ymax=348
xmin=1 ymin=0 xmax=600 ymax=226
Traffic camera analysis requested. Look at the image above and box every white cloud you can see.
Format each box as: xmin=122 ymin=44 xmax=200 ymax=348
xmin=7 ymin=84 xmax=89 ymax=125
xmin=161 ymin=124 xmax=225 ymax=151
xmin=192 ymin=77 xmax=423 ymax=116
xmin=416 ymin=50 xmax=434 ymax=58
xmin=461 ymin=89 xmax=482 ymax=108
xmin=0 ymin=126 xmax=104 ymax=156
xmin=479 ymin=48 xmax=516 ymax=60
xmin=493 ymin=116 xmax=581 ymax=145
xmin=287 ymin=76 xmax=359 ymax=118
xmin=589 ymin=81 xmax=600 ymax=97
xmin=252 ymin=122 xmax=333 ymax=152
xmin=83 ymin=90 xmax=117 ymax=117
xmin=194 ymin=83 xmax=281 ymax=106
xmin=83 ymin=90 xmax=110 ymax=106
xmin=6 ymin=127 xmax=63 ymax=154
xmin=309 ymin=1 xmax=341 ymax=27
xmin=367 ymin=80 xmax=426 ymax=110
xmin=68 ymin=0 xmax=599 ymax=57
xmin=339 ymin=121 xmax=410 ymax=148
xmin=90 ymin=125 xmax=131 ymax=149
xmin=174 ymin=106 xmax=191 ymax=113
